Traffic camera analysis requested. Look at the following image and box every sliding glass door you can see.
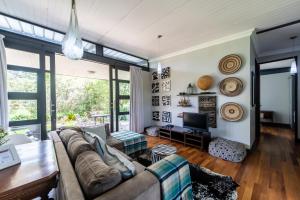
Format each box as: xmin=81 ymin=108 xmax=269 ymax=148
xmin=6 ymin=47 xmax=55 ymax=140
xmin=110 ymin=66 xmax=130 ymax=132
xmin=6 ymin=46 xmax=130 ymax=139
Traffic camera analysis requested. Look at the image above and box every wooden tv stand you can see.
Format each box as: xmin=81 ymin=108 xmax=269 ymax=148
xmin=159 ymin=126 xmax=211 ymax=149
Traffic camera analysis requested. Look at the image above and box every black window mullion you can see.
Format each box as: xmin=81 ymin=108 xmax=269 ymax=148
xmin=39 ymin=51 xmax=47 ymax=140
xmin=115 ymin=68 xmax=119 ymax=131
xmin=9 ymin=119 xmax=40 ymax=127
xmin=7 ymin=64 xmax=40 ymax=72
xmin=8 ymin=92 xmax=37 ymax=99
xmin=119 ymin=112 xmax=130 ymax=116
xmin=119 ymin=95 xmax=130 ymax=100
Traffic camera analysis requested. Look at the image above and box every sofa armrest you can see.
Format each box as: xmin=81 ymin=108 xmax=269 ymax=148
xmin=48 ymin=131 xmax=62 ymax=143
xmin=94 ymin=170 xmax=160 ymax=200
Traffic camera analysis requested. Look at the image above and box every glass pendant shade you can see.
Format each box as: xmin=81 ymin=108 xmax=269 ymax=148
xmin=62 ymin=0 xmax=83 ymax=60
xmin=290 ymin=60 xmax=297 ymax=74
xmin=157 ymin=62 xmax=162 ymax=74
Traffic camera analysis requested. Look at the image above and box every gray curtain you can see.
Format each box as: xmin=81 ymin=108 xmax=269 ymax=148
xmin=129 ymin=66 xmax=144 ymax=133
xmin=0 ymin=34 xmax=8 ymax=130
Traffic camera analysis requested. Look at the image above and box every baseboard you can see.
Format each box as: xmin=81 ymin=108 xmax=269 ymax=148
xmin=261 ymin=122 xmax=291 ymax=129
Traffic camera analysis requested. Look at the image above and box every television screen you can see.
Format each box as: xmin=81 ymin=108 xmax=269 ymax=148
xmin=183 ymin=112 xmax=208 ymax=131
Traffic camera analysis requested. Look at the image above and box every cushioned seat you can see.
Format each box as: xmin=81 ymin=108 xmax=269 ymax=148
xmin=208 ymin=138 xmax=246 ymax=162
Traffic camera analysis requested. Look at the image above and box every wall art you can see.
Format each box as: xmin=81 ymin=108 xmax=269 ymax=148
xmin=161 ymin=67 xmax=170 ymax=79
xmin=199 ymin=96 xmax=217 ymax=128
xmin=162 ymin=95 xmax=171 ymax=106
xmin=162 ymin=80 xmax=171 ymax=92
xmin=162 ymin=111 xmax=172 ymax=123
xmin=152 ymin=111 xmax=160 ymax=121
xmin=152 ymin=96 xmax=160 ymax=106
xmin=152 ymin=71 xmax=159 ymax=81
xmin=152 ymin=82 xmax=160 ymax=93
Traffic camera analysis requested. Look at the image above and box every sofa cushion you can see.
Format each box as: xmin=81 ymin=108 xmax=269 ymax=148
xmin=81 ymin=125 xmax=107 ymax=142
xmin=84 ymin=132 xmax=136 ymax=180
xmin=75 ymin=151 xmax=122 ymax=199
xmin=59 ymin=129 xmax=82 ymax=146
xmin=67 ymin=134 xmax=93 ymax=162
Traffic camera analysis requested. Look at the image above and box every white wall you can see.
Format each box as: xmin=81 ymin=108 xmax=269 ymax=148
xmin=149 ymin=36 xmax=252 ymax=148
xmin=260 ymin=72 xmax=292 ymax=125
xmin=249 ymin=37 xmax=257 ymax=147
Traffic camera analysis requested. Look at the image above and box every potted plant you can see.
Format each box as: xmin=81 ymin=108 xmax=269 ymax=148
xmin=0 ymin=127 xmax=8 ymax=146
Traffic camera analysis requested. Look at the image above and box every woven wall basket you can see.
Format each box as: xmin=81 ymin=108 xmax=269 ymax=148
xmin=218 ymin=54 xmax=242 ymax=74
xmin=219 ymin=77 xmax=243 ymax=97
xmin=220 ymin=102 xmax=244 ymax=121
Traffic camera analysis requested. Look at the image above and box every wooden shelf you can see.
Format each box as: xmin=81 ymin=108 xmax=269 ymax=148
xmin=177 ymin=92 xmax=216 ymax=96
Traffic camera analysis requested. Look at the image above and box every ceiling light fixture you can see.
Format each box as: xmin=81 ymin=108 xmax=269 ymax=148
xmin=290 ymin=36 xmax=297 ymax=74
xmin=157 ymin=35 xmax=163 ymax=74
xmin=62 ymin=0 xmax=83 ymax=60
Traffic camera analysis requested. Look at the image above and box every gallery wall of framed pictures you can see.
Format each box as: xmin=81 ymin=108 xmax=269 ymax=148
xmin=151 ymin=67 xmax=172 ymax=124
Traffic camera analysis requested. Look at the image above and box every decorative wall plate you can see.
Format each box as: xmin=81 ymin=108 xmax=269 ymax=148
xmin=220 ymin=102 xmax=244 ymax=121
xmin=218 ymin=54 xmax=242 ymax=74
xmin=219 ymin=77 xmax=243 ymax=97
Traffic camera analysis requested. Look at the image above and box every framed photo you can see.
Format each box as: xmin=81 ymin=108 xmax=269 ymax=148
xmin=162 ymin=95 xmax=171 ymax=106
xmin=152 ymin=96 xmax=160 ymax=106
xmin=0 ymin=144 xmax=21 ymax=170
xmin=152 ymin=111 xmax=160 ymax=121
xmin=161 ymin=67 xmax=170 ymax=79
xmin=162 ymin=111 xmax=172 ymax=123
xmin=152 ymin=82 xmax=160 ymax=93
xmin=162 ymin=80 xmax=171 ymax=92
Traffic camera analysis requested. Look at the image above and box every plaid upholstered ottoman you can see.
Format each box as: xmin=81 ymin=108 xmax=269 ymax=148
xmin=110 ymin=131 xmax=147 ymax=155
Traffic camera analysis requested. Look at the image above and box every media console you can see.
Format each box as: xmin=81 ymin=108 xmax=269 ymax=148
xmin=159 ymin=126 xmax=211 ymax=149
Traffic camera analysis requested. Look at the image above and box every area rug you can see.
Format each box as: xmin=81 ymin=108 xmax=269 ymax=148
xmin=189 ymin=163 xmax=239 ymax=200
xmin=132 ymin=151 xmax=239 ymax=200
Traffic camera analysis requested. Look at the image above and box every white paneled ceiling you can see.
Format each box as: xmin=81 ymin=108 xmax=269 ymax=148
xmin=1 ymin=0 xmax=300 ymax=59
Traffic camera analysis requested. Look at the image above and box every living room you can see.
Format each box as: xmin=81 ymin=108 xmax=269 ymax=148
xmin=0 ymin=1 xmax=300 ymax=200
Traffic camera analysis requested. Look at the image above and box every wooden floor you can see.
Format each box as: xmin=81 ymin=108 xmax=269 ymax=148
xmin=146 ymin=126 xmax=300 ymax=200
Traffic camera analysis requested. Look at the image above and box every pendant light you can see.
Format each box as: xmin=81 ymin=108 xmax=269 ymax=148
xmin=62 ymin=0 xmax=83 ymax=60
xmin=157 ymin=35 xmax=163 ymax=74
xmin=290 ymin=36 xmax=297 ymax=74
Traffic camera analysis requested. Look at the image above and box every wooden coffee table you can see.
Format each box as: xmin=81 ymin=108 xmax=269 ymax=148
xmin=0 ymin=140 xmax=59 ymax=200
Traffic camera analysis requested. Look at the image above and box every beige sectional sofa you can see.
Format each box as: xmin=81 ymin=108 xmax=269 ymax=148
xmin=48 ymin=130 xmax=161 ymax=200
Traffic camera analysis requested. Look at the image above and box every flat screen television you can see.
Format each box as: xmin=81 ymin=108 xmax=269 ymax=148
xmin=183 ymin=112 xmax=208 ymax=132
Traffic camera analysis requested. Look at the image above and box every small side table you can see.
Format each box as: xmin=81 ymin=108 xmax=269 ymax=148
xmin=151 ymin=144 xmax=177 ymax=163
xmin=0 ymin=140 xmax=59 ymax=200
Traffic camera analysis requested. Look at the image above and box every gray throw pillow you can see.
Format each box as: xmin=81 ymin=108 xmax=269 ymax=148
xmin=81 ymin=125 xmax=107 ymax=142
xmin=84 ymin=132 xmax=136 ymax=180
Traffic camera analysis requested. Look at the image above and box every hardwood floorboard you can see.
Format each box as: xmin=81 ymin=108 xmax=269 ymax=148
xmin=146 ymin=126 xmax=300 ymax=200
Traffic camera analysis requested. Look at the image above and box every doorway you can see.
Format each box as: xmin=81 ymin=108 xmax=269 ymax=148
xmin=253 ymin=57 xmax=298 ymax=144
xmin=110 ymin=66 xmax=130 ymax=132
